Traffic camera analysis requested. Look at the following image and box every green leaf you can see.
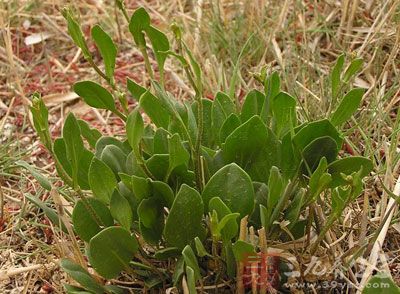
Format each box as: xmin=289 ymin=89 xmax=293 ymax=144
xmin=192 ymin=98 xmax=214 ymax=147
xmin=240 ymin=89 xmax=265 ymax=123
xmin=61 ymin=259 xmax=106 ymax=293
xmin=328 ymin=156 xmax=373 ymax=188
xmin=77 ymin=120 xmax=101 ymax=149
xmin=330 ymin=88 xmax=365 ymax=126
xmin=146 ymin=154 xmax=169 ymax=180
xmin=74 ymin=81 xmax=116 ymax=111
xmin=88 ymin=157 xmax=117 ymax=204
xmin=110 ymin=189 xmax=133 ymax=230
xmin=309 ymin=157 xmax=331 ymax=200
xmin=127 ymin=78 xmax=146 ymax=101
xmin=232 ymin=240 xmax=256 ymax=262
xmin=64 ymin=284 xmax=91 ymax=294
xmin=293 ymin=119 xmax=343 ymax=153
xmin=249 ymin=182 xmax=268 ymax=227
xmin=183 ymin=42 xmax=202 ymax=89
xmin=271 ymin=92 xmax=297 ymax=138
xmin=219 ymin=113 xmax=241 ymax=144
xmin=224 ymin=242 xmax=236 ymax=278
xmin=280 ymin=132 xmax=299 ymax=179
xmin=217 ymin=213 xmax=240 ymax=238
xmin=362 ymin=273 xmax=400 ymax=293
xmin=54 ymin=138 xmax=93 ymax=189
xmin=331 ymin=53 xmax=345 ymax=99
xmin=16 ymin=160 xmax=51 ymax=191
xmin=331 ymin=187 xmax=349 ymax=214
xmin=62 ymin=9 xmax=90 ymax=59
xmin=302 ymin=136 xmax=339 ymax=174
xmin=182 ymin=245 xmax=201 ymax=282
xmin=343 ymin=58 xmax=363 ymax=83
xmin=139 ymin=215 xmax=164 ymax=245
xmin=212 ymin=92 xmax=236 ymax=144
xmin=264 ymin=71 xmax=281 ymax=100
xmin=30 ymin=93 xmax=51 ymax=150
xmin=164 ymin=184 xmax=205 ymax=249
xmin=194 ymin=237 xmax=210 ymax=257
xmin=260 ymin=204 xmax=268 ymax=228
xmin=146 ymin=26 xmax=169 ymax=77
xmin=128 ymin=7 xmax=150 ymax=46
xmin=202 ymin=163 xmax=254 ymax=218
xmin=151 ymin=81 xmax=179 ymax=117
xmin=72 ymin=197 xmax=114 ymax=242
xmin=88 ymin=226 xmax=139 ymax=279
xmin=105 ymin=285 xmax=125 ymax=294
xmin=134 ymin=182 xmax=169 ymax=243
xmin=167 ymin=133 xmax=189 ymax=177
xmin=91 ymin=25 xmax=117 ymax=79
xmin=222 ymin=115 xmax=280 ymax=183
xmin=137 ymin=197 xmax=161 ymax=228
xmin=285 ymin=188 xmax=305 ymax=229
xmin=183 ymin=101 xmax=198 ymax=144
xmin=63 ymin=113 xmax=85 ymax=186
xmin=153 ymin=128 xmax=170 ymax=154
xmin=95 ymin=136 xmax=131 ymax=157
xmin=154 ymin=247 xmax=180 ymax=260
xmin=267 ymin=166 xmax=284 ymax=212
xmin=172 ymin=257 xmax=185 ymax=286
xmin=126 ymin=109 xmax=144 ymax=152
xmin=117 ymin=181 xmax=138 ymax=221
xmin=150 ymin=180 xmax=174 ymax=208
xmin=139 ymin=91 xmax=170 ymax=129
xmin=209 ymin=197 xmax=239 ymax=241
xmin=78 ymin=150 xmax=95 ymax=190
xmin=261 ymin=72 xmax=280 ymax=122
xmin=100 ymin=145 xmax=127 ymax=176
xmin=120 ymin=174 xmax=150 ymax=201
xmin=125 ymin=151 xmax=146 ymax=177
xmin=185 ymin=266 xmax=197 ymax=294
xmin=25 ymin=194 xmax=67 ymax=233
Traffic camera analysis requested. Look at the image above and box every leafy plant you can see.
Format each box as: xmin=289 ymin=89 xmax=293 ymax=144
xmin=30 ymin=5 xmax=375 ymax=293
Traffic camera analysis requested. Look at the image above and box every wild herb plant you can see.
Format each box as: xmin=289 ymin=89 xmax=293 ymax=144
xmin=30 ymin=5 xmax=374 ymax=293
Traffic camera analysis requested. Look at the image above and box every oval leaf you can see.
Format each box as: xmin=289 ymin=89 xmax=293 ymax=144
xmin=328 ymin=156 xmax=373 ymax=187
xmin=164 ymin=184 xmax=205 ymax=249
xmin=91 ymin=25 xmax=117 ymax=79
xmin=72 ymin=197 xmax=114 ymax=242
xmin=330 ymin=88 xmax=365 ymax=126
xmin=202 ymin=163 xmax=254 ymax=218
xmin=74 ymin=81 xmax=116 ymax=111
xmin=88 ymin=227 xmax=139 ymax=279
xmin=110 ymin=189 xmax=133 ymax=230
xmin=89 ymin=157 xmax=117 ymax=204
xmin=61 ymin=259 xmax=106 ymax=293
xmin=126 ymin=109 xmax=144 ymax=152
xmin=63 ymin=113 xmax=85 ymax=185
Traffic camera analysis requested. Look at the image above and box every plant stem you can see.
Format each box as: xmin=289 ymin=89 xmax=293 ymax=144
xmin=176 ymin=40 xmax=204 ymax=191
xmin=134 ymin=146 xmax=155 ymax=180
xmin=114 ymin=108 xmax=127 ymax=121
xmin=76 ymin=188 xmax=105 ymax=227
xmin=88 ymin=59 xmax=116 ymax=90
xmin=0 ymin=184 xmax=3 ymax=222
xmin=139 ymin=44 xmax=155 ymax=80
xmin=88 ymin=58 xmax=128 ymax=122
xmin=43 ymin=132 xmax=105 ymax=229
xmin=310 ymin=212 xmax=338 ymax=255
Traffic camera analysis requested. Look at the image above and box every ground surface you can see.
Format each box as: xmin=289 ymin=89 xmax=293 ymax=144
xmin=1 ymin=0 xmax=400 ymax=293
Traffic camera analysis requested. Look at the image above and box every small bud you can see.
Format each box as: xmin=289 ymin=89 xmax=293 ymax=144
xmin=170 ymin=22 xmax=182 ymax=41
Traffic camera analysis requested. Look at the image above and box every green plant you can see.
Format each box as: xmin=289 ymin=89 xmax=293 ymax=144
xmin=30 ymin=5 xmax=375 ymax=293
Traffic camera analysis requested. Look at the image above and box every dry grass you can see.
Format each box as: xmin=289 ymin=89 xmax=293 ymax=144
xmin=1 ymin=0 xmax=400 ymax=293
